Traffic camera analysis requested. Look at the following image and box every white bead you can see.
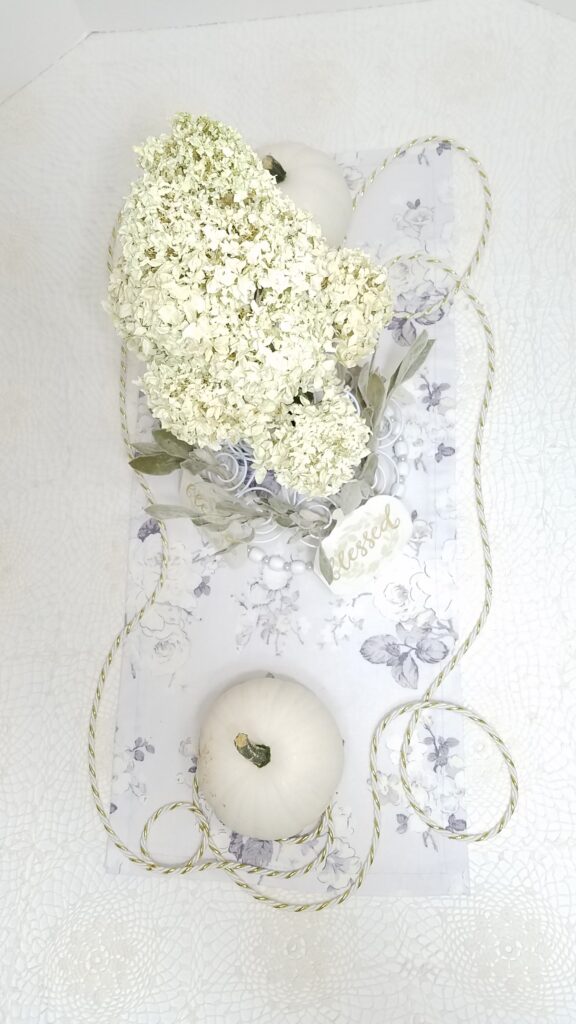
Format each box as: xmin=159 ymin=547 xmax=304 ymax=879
xmin=398 ymin=466 xmax=408 ymax=482
xmin=393 ymin=482 xmax=405 ymax=497
xmin=262 ymin=565 xmax=288 ymax=590
xmin=291 ymin=560 xmax=307 ymax=575
xmin=394 ymin=440 xmax=408 ymax=458
xmin=269 ymin=555 xmax=286 ymax=571
xmin=248 ymin=546 xmax=265 ymax=563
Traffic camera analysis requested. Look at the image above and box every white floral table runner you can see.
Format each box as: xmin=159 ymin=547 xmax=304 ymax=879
xmin=106 ymin=145 xmax=469 ymax=897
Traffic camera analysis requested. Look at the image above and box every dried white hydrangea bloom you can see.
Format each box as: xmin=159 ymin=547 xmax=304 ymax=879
xmin=109 ymin=114 xmax=392 ymax=496
xmin=253 ymin=389 xmax=371 ymax=497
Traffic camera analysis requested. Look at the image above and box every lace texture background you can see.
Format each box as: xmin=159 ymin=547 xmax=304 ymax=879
xmin=1 ymin=0 xmax=576 ymax=1020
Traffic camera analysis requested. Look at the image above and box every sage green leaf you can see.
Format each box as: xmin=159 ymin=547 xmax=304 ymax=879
xmin=271 ymin=513 xmax=295 ymax=529
xmin=221 ymin=539 xmax=250 ymax=563
xmin=366 ymin=371 xmax=387 ymax=413
xmin=356 ymin=362 xmax=372 ymax=406
xmin=365 ymin=371 xmax=390 ymax=435
xmin=388 ymin=331 xmax=435 ymax=395
xmin=181 ymin=455 xmax=206 ymax=476
xmin=266 ymin=499 xmax=297 ymax=521
xmin=146 ymin=503 xmax=198 ymax=520
xmin=217 ymin=501 xmax=263 ymax=521
xmin=209 ymin=523 xmax=255 ymax=553
xmin=182 ymin=450 xmax=228 ymax=478
xmin=337 ymin=480 xmax=365 ymax=515
xmin=131 ymin=441 xmax=164 ymax=456
xmin=297 ymin=507 xmax=327 ymax=525
xmin=152 ymin=510 xmax=232 ymax=530
xmin=182 ymin=452 xmax=223 ymax=475
xmin=360 ymin=453 xmax=379 ymax=488
xmin=152 ymin=429 xmax=192 ymax=458
xmin=130 ymin=454 xmax=183 ymax=475
xmin=318 ymin=546 xmax=334 ymax=585
xmin=339 ymin=363 xmax=354 ymax=387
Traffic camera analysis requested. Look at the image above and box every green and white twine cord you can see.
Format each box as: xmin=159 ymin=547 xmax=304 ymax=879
xmin=89 ymin=137 xmax=519 ymax=910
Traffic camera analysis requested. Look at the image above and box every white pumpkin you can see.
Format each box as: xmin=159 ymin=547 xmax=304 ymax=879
xmin=197 ymin=675 xmax=344 ymax=840
xmin=258 ymin=141 xmax=353 ymax=248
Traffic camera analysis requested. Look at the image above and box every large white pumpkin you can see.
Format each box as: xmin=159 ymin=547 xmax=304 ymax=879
xmin=197 ymin=675 xmax=344 ymax=840
xmin=258 ymin=141 xmax=353 ymax=248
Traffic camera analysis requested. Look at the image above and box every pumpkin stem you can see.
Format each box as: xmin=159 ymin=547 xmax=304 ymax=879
xmin=262 ymin=154 xmax=287 ymax=183
xmin=234 ymin=732 xmax=271 ymax=768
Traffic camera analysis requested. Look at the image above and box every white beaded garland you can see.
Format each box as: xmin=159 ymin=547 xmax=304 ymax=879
xmin=393 ymin=439 xmax=408 ymax=458
xmin=247 ymin=546 xmax=313 ymax=575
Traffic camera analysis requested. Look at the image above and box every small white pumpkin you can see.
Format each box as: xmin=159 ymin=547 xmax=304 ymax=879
xmin=258 ymin=141 xmax=353 ymax=248
xmin=197 ymin=675 xmax=344 ymax=840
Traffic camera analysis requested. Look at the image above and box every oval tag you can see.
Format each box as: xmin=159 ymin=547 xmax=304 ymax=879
xmin=315 ymin=495 xmax=412 ymax=595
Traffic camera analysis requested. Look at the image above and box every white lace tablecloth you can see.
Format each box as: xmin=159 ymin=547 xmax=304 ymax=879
xmin=2 ymin=0 xmax=576 ymax=1020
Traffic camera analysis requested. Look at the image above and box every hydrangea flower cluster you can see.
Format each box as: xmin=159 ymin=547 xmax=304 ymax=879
xmin=109 ymin=114 xmax=392 ymax=496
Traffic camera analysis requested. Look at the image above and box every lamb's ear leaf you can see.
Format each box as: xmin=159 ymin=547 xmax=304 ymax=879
xmin=356 ymin=361 xmax=372 ymax=405
xmin=146 ymin=504 xmax=199 ymax=520
xmin=131 ymin=441 xmax=164 ymax=456
xmin=360 ymin=453 xmax=379 ymax=488
xmin=366 ymin=371 xmax=387 ymax=412
xmin=129 ymin=454 xmax=183 ymax=475
xmin=337 ymin=480 xmax=365 ymax=515
xmin=152 ymin=429 xmax=192 ymax=458
xmin=388 ymin=332 xmax=435 ymax=395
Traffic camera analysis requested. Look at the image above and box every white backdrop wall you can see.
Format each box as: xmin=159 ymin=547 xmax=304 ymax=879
xmin=0 ymin=0 xmax=573 ymax=104
xmin=75 ymin=0 xmax=427 ymax=33
xmin=0 ymin=0 xmax=85 ymax=102
xmin=72 ymin=0 xmax=576 ymax=33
